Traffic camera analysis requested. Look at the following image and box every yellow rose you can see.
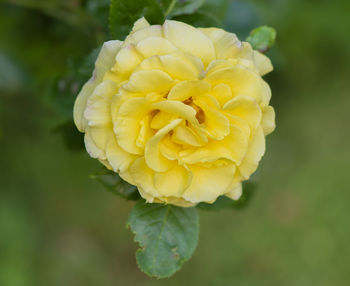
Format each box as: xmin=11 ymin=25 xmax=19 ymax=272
xmin=74 ymin=18 xmax=275 ymax=207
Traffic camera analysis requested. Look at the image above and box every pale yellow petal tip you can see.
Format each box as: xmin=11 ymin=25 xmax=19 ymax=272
xmin=253 ymin=50 xmax=273 ymax=76
xmin=225 ymin=184 xmax=243 ymax=200
xmin=261 ymin=106 xmax=276 ymax=135
xmin=132 ymin=17 xmax=150 ymax=33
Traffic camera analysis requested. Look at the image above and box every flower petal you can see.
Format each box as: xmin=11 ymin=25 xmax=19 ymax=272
xmin=183 ymin=163 xmax=236 ymax=203
xmin=163 ymin=20 xmax=215 ymax=66
xmin=136 ymin=37 xmax=177 ymax=58
xmin=123 ymin=70 xmax=173 ymax=93
xmin=124 ymin=25 xmax=162 ymax=46
xmin=261 ymin=105 xmax=275 ymax=135
xmin=180 ymin=124 xmax=249 ymax=165
xmin=205 ymin=65 xmax=264 ymax=103
xmin=84 ymin=126 xmax=112 ymax=160
xmin=105 ymin=136 xmax=137 ymax=173
xmin=212 ymin=83 xmax=232 ymax=107
xmin=114 ymin=97 xmax=152 ymax=154
xmin=154 ymin=165 xmax=193 ymax=197
xmin=131 ymin=17 xmax=150 ymax=33
xmin=129 ymin=157 xmax=159 ymax=199
xmin=74 ymin=40 xmax=122 ymax=132
xmin=224 ymin=95 xmax=262 ymax=132
xmin=168 ymin=80 xmax=211 ymax=101
xmin=238 ymin=126 xmax=265 ymax=179
xmin=151 ymin=100 xmax=198 ymax=125
xmin=84 ymin=80 xmax=117 ymax=127
xmin=108 ymin=44 xmax=143 ymax=78
xmin=194 ymin=98 xmax=230 ymax=140
xmin=225 ymin=182 xmax=242 ymax=200
xmin=253 ymin=50 xmax=273 ymax=76
xmin=172 ymin=122 xmax=206 ymax=147
xmin=199 ymin=28 xmax=242 ymax=59
xmin=145 ymin=119 xmax=182 ymax=172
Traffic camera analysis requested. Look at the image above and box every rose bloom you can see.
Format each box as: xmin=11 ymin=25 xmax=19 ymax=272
xmin=74 ymin=18 xmax=275 ymax=207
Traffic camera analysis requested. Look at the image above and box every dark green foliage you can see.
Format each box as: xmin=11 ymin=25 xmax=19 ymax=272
xmin=109 ymin=0 xmax=164 ymax=39
xmin=90 ymin=169 xmax=140 ymax=200
xmin=53 ymin=120 xmax=85 ymax=152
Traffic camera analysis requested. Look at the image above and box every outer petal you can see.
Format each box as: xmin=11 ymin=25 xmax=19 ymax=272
xmin=183 ymin=163 xmax=236 ymax=203
xmin=238 ymin=126 xmax=265 ymax=179
xmin=253 ymin=51 xmax=273 ymax=76
xmin=84 ymin=126 xmax=112 ymax=160
xmin=74 ymin=40 xmax=122 ymax=132
xmin=223 ymin=95 xmax=262 ymax=132
xmin=261 ymin=106 xmax=276 ymax=135
xmin=199 ymin=28 xmax=242 ymax=59
xmin=109 ymin=44 xmax=143 ymax=78
xmin=84 ymin=80 xmax=117 ymax=127
xmin=153 ymin=165 xmax=193 ymax=197
xmin=131 ymin=17 xmax=150 ymax=33
xmin=123 ymin=25 xmax=162 ymax=46
xmin=225 ymin=182 xmax=242 ymax=200
xmin=129 ymin=157 xmax=159 ymax=199
xmin=105 ymin=136 xmax=137 ymax=173
xmin=163 ymin=20 xmax=215 ymax=66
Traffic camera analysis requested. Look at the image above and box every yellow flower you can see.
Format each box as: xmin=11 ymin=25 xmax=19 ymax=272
xmin=74 ymin=18 xmax=275 ymax=207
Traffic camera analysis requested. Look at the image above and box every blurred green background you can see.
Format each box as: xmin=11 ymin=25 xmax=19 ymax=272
xmin=1 ymin=0 xmax=350 ymax=285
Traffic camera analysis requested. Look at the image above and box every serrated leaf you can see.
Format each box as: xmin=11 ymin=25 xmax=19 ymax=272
xmin=91 ymin=169 xmax=140 ymax=200
xmin=246 ymin=25 xmax=276 ymax=53
xmin=109 ymin=0 xmax=164 ymax=40
xmin=197 ymin=181 xmax=257 ymax=211
xmin=128 ymin=201 xmax=199 ymax=278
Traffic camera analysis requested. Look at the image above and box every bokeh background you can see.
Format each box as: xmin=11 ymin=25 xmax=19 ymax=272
xmin=1 ymin=0 xmax=350 ymax=285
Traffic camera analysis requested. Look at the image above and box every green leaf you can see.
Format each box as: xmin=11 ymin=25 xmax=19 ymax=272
xmin=109 ymin=0 xmax=164 ymax=40
xmin=90 ymin=169 xmax=140 ymax=200
xmin=128 ymin=201 xmax=199 ymax=278
xmin=158 ymin=0 xmax=205 ymax=18
xmin=172 ymin=10 xmax=223 ymax=27
xmin=246 ymin=25 xmax=277 ymax=53
xmin=197 ymin=181 xmax=257 ymax=211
